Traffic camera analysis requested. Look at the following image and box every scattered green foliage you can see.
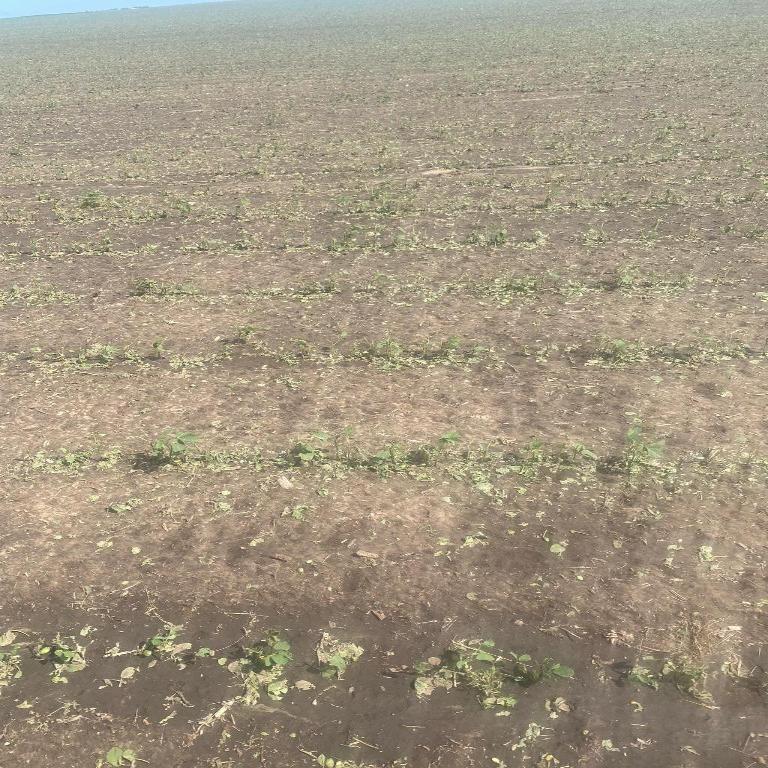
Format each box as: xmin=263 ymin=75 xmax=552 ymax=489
xmin=136 ymin=624 xmax=192 ymax=661
xmin=662 ymin=658 xmax=711 ymax=703
xmin=226 ymin=633 xmax=292 ymax=703
xmin=132 ymin=279 xmax=199 ymax=298
xmin=465 ymin=228 xmax=508 ymax=247
xmin=1 ymin=2 xmax=766 ymax=765
xmin=613 ymin=264 xmax=694 ymax=293
xmin=628 ymin=664 xmax=660 ymax=690
xmin=79 ymin=189 xmax=107 ymax=209
xmin=248 ymin=279 xmax=339 ymax=301
xmin=414 ymin=639 xmax=573 ymax=711
xmin=627 ymin=656 xmax=711 ymax=702
xmin=316 ymin=633 xmax=364 ymax=679
xmin=107 ymin=497 xmax=142 ymax=515
xmin=471 ymin=275 xmax=538 ymax=304
xmin=0 ymin=284 xmax=78 ymax=307
xmin=34 ymin=637 xmax=87 ymax=683
xmin=0 ymin=631 xmax=23 ymax=692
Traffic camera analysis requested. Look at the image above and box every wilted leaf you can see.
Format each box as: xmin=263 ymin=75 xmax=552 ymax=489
xmin=414 ymin=676 xmax=436 ymax=697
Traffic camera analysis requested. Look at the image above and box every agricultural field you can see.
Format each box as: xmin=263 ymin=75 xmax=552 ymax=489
xmin=1 ymin=0 xmax=767 ymax=765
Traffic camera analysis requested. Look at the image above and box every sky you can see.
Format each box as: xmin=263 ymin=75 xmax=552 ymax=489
xmin=0 ymin=0 xmax=229 ymax=18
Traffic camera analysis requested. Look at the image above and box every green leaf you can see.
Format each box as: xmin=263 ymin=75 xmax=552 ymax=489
xmin=266 ymin=678 xmax=288 ymax=701
xmin=438 ymin=430 xmax=460 ymax=446
xmin=628 ymin=666 xmax=659 ymax=689
xmin=483 ymin=695 xmax=517 ymax=709
xmin=106 ymin=747 xmax=125 ymax=767
xmin=549 ymin=663 xmax=574 ymax=679
xmin=322 ymin=654 xmax=347 ymax=677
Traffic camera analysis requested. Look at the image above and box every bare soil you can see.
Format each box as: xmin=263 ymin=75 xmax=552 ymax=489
xmin=1 ymin=1 xmax=767 ymax=766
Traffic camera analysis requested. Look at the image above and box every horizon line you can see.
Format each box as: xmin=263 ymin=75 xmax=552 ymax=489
xmin=0 ymin=0 xmax=233 ymax=21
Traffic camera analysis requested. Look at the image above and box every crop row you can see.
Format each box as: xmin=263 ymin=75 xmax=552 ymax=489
xmin=1 ymin=336 xmax=759 ymax=375
xmin=0 ymin=266 xmax=705 ymax=308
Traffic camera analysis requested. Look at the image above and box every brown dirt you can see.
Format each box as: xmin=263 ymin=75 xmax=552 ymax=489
xmin=1 ymin=1 xmax=767 ymax=766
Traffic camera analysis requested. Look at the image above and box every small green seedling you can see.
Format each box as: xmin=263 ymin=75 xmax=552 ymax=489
xmin=136 ymin=624 xmax=192 ymax=662
xmin=226 ymin=632 xmax=292 ymax=703
xmin=287 ymin=431 xmax=329 ymax=466
xmin=151 ymin=339 xmax=166 ymax=358
xmin=79 ymin=190 xmax=106 ymax=209
xmin=105 ymin=747 xmax=137 ymax=767
xmin=623 ymin=421 xmax=665 ymax=475
xmin=629 ymin=665 xmax=659 ymax=689
xmin=150 ymin=432 xmax=199 ymax=463
xmin=282 ymin=504 xmax=311 ymax=521
xmin=235 ymin=324 xmax=258 ymax=342
xmin=34 ymin=637 xmax=87 ymax=683
xmin=437 ymin=430 xmax=461 ymax=448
